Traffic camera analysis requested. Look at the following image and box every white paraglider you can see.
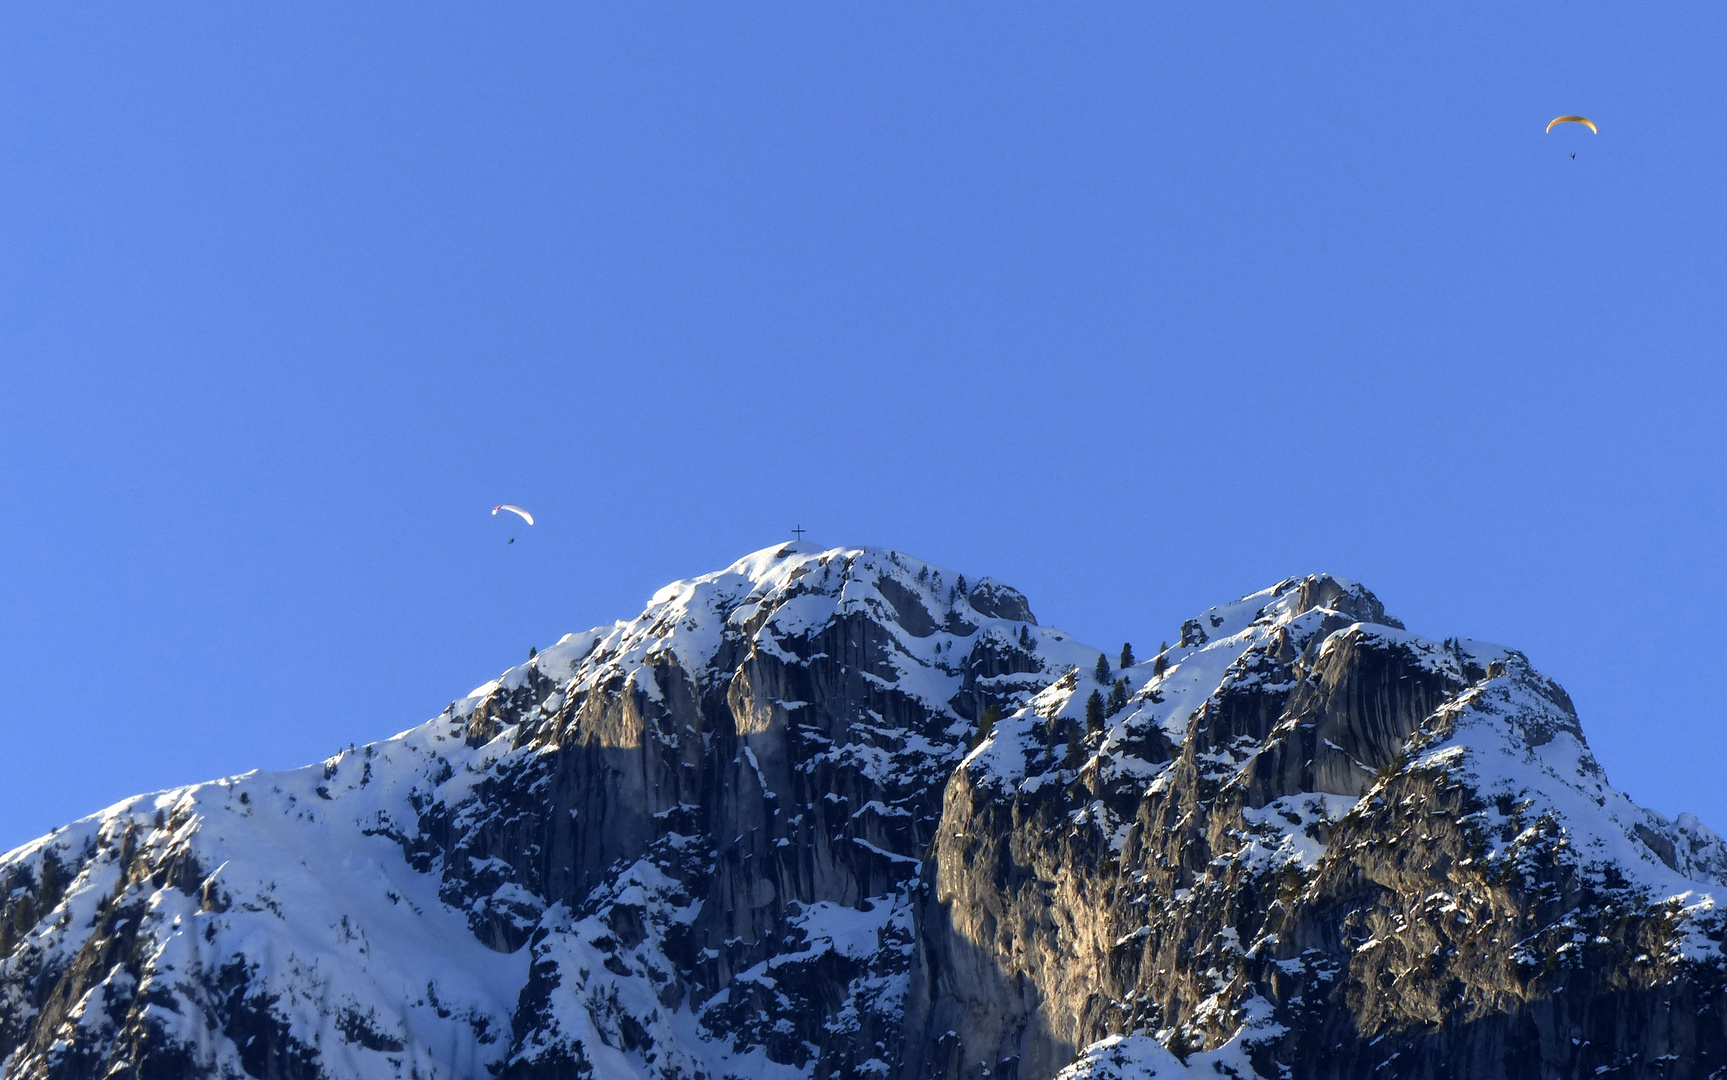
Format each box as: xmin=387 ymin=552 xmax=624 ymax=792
xmin=492 ymin=504 xmax=535 ymax=526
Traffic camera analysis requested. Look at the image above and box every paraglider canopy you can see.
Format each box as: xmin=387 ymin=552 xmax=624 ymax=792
xmin=1546 ymin=115 xmax=1599 ymax=135
xmin=492 ymin=504 xmax=535 ymax=526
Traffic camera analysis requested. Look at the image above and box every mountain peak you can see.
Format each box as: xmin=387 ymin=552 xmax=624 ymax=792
xmin=3 ymin=551 xmax=1725 ymax=1080
xmin=614 ymin=542 xmax=1040 ymax=679
xmin=1177 ymin=572 xmax=1401 ymax=650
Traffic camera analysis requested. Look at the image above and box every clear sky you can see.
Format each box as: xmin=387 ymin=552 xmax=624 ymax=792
xmin=1 ymin=5 xmax=1723 ymax=851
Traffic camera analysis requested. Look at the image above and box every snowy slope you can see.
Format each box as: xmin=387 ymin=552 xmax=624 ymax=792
xmin=0 ymin=544 xmax=1089 ymax=1079
xmin=923 ymin=575 xmax=1727 ymax=1078
xmin=972 ymin=577 xmax=1727 ymax=912
xmin=2 ymin=552 xmax=1724 ymax=1080
xmin=0 ymin=704 xmax=529 ymax=1078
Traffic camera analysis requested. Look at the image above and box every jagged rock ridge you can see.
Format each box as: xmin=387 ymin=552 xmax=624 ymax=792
xmin=0 ymin=545 xmax=1723 ymax=1080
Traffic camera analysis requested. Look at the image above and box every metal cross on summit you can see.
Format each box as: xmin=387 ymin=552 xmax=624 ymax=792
xmin=791 ymin=525 xmax=806 ymax=541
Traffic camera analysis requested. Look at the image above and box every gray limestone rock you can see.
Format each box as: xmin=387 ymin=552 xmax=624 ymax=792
xmin=0 ymin=553 xmax=1721 ymax=1080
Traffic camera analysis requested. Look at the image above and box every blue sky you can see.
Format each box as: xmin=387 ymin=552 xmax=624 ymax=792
xmin=1 ymin=5 xmax=1724 ymax=849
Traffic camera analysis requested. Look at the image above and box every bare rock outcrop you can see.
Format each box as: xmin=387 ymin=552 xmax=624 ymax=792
xmin=0 ymin=549 xmax=1722 ymax=1080
xmin=906 ymin=577 xmax=1727 ymax=1080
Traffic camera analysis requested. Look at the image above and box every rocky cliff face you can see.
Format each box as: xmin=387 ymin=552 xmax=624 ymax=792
xmin=909 ymin=577 xmax=1727 ymax=1080
xmin=0 ymin=545 xmax=1723 ymax=1080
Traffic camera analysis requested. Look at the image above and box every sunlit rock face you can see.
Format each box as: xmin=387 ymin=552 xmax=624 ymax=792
xmin=910 ymin=578 xmax=1727 ymax=1080
xmin=1 ymin=545 xmax=1724 ymax=1080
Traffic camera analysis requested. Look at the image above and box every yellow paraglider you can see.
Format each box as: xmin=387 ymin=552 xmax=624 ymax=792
xmin=1546 ymin=116 xmax=1599 ymax=135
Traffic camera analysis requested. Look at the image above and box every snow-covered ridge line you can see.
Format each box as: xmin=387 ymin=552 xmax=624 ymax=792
xmin=930 ymin=571 xmax=1727 ymax=1079
xmin=3 ymin=549 xmax=1725 ymax=1080
xmin=455 ymin=542 xmax=1056 ymax=704
xmin=0 ymin=543 xmax=1090 ymax=1080
xmin=970 ymin=570 xmax=1727 ymax=902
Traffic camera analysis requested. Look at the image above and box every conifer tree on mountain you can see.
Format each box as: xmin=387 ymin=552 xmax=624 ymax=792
xmin=4 ymin=549 xmax=1722 ymax=1080
xmin=1107 ymin=678 xmax=1128 ymax=715
xmin=1065 ymin=725 xmax=1086 ymax=769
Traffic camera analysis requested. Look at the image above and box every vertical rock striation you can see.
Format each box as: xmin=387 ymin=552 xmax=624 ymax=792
xmin=909 ymin=576 xmax=1727 ymax=1080
xmin=0 ymin=547 xmax=1722 ymax=1080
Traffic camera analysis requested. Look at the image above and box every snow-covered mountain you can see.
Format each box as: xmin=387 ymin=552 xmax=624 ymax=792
xmin=2 ymin=544 xmax=1725 ymax=1080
